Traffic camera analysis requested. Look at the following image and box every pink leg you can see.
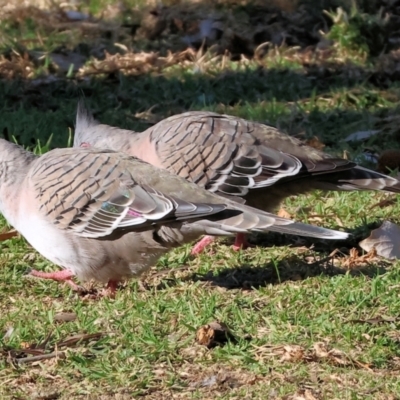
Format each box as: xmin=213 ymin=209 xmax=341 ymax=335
xmin=232 ymin=233 xmax=251 ymax=251
xmin=102 ymin=280 xmax=119 ymax=298
xmin=191 ymin=235 xmax=216 ymax=255
xmin=28 ymin=269 xmax=81 ymax=291
xmin=80 ymin=142 xmax=91 ymax=148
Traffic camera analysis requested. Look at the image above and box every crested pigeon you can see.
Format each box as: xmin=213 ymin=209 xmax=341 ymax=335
xmin=0 ymin=139 xmax=348 ymax=295
xmin=73 ymin=102 xmax=400 ymax=254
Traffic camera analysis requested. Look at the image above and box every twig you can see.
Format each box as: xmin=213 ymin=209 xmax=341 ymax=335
xmin=15 ymin=351 xmax=66 ymax=364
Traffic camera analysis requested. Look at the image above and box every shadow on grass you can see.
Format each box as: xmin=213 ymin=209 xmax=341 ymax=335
xmin=139 ymin=222 xmax=390 ymax=292
xmin=2 ymin=0 xmax=400 ymax=149
xmin=142 ymin=252 xmax=389 ymax=292
xmin=1 ymin=61 xmax=400 ymax=150
xmin=192 ymin=256 xmax=389 ymax=290
xmin=193 ymin=220 xmax=391 ymax=290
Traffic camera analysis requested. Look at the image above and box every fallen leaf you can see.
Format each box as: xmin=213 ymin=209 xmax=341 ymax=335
xmin=277 ymin=208 xmax=292 ymax=219
xmin=280 ymin=344 xmax=305 ymax=362
xmin=341 ymin=247 xmax=378 ymax=268
xmin=287 ymin=389 xmax=318 ymax=400
xmin=252 ymin=343 xmax=305 ymax=362
xmin=133 ymin=104 xmax=163 ymax=124
xmin=252 ymin=341 xmax=371 ymax=369
xmin=195 ymin=321 xmax=235 ymax=348
xmin=360 ymin=221 xmax=400 ymax=259
xmin=5 ymin=330 xmax=106 ymax=366
xmin=349 ymin=316 xmax=398 ymax=324
xmin=312 ymin=341 xmax=329 ymax=359
xmin=305 ymin=136 xmax=325 ymax=150
xmin=306 ymin=215 xmax=323 ymax=222
xmin=57 ymin=332 xmax=105 ymax=348
xmin=15 ymin=351 xmax=66 ymax=364
xmin=0 ymin=230 xmax=18 ymax=241
xmin=310 ymin=342 xmax=371 ymax=370
xmin=387 ymin=331 xmax=400 ymax=342
xmin=54 ymin=312 xmax=77 ymax=323
xmin=369 ymin=196 xmax=397 ymax=210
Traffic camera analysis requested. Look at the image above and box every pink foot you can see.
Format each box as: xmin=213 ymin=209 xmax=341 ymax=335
xmin=191 ymin=235 xmax=216 ymax=255
xmin=28 ymin=269 xmax=82 ymax=291
xmin=232 ymin=233 xmax=251 ymax=251
xmin=80 ymin=142 xmax=91 ymax=148
xmin=102 ymin=280 xmax=119 ymax=298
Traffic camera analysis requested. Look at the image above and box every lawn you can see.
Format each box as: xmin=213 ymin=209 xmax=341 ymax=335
xmin=1 ymin=0 xmax=400 ymax=398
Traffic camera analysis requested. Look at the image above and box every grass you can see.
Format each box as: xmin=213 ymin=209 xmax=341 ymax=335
xmin=3 ymin=193 xmax=400 ymax=399
xmin=2 ymin=0 xmax=400 ymax=399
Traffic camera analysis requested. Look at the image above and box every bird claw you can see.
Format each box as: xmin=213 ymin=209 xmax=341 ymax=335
xmin=99 ymin=280 xmax=119 ymax=298
xmin=232 ymin=242 xmax=253 ymax=251
xmin=232 ymin=233 xmax=252 ymax=251
xmin=191 ymin=235 xmax=216 ymax=255
xmin=26 ymin=268 xmax=84 ymax=292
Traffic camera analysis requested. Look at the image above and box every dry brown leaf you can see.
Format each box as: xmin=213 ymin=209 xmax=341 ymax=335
xmin=341 ymin=247 xmax=378 ymax=269
xmin=369 ymin=196 xmax=397 ymax=210
xmin=82 ymin=48 xmax=203 ymax=78
xmin=133 ymin=104 xmax=163 ymax=124
xmin=195 ymin=321 xmax=234 ymax=348
xmin=334 ymin=215 xmax=345 ymax=227
xmin=306 ymin=215 xmax=323 ymax=223
xmin=54 ymin=312 xmax=77 ymax=323
xmin=360 ymin=221 xmax=400 ymax=260
xmin=0 ymin=230 xmax=18 ymax=241
xmin=387 ymin=331 xmax=400 ymax=342
xmin=350 ymin=316 xmax=398 ymax=324
xmin=252 ymin=341 xmax=370 ymax=369
xmin=15 ymin=351 xmax=66 ymax=364
xmin=252 ymin=344 xmax=305 ymax=362
xmin=305 ymin=136 xmax=325 ymax=150
xmin=279 ymin=344 xmax=304 ymax=362
xmin=310 ymin=342 xmax=371 ymax=370
xmin=287 ymin=389 xmax=319 ymax=400
xmin=57 ymin=332 xmax=105 ymax=348
xmin=277 ymin=208 xmax=292 ymax=219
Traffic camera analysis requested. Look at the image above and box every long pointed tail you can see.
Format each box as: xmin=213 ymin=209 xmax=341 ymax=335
xmin=191 ymin=203 xmax=349 ymax=240
xmin=314 ymin=165 xmax=400 ymax=193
